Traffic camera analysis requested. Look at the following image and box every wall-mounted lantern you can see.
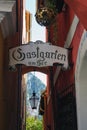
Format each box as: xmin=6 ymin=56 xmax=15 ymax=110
xmin=29 ymin=91 xmax=39 ymax=109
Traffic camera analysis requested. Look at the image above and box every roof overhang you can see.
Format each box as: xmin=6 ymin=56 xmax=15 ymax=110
xmin=0 ymin=1 xmax=16 ymax=38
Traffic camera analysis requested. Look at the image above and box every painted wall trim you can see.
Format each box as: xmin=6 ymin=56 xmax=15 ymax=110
xmin=64 ymin=15 xmax=79 ymax=48
xmin=54 ymin=15 xmax=79 ymax=85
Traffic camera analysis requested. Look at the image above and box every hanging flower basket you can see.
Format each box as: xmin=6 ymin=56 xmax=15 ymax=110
xmin=35 ymin=7 xmax=56 ymax=26
xmin=35 ymin=0 xmax=64 ymax=26
xmin=45 ymin=0 xmax=64 ymax=13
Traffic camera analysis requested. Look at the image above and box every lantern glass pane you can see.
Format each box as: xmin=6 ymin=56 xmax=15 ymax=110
xmin=29 ymin=95 xmax=39 ymax=109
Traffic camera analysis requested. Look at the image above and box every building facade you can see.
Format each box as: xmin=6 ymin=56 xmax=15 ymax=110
xmin=0 ymin=0 xmax=26 ymax=130
xmin=0 ymin=0 xmax=87 ymax=130
xmin=36 ymin=0 xmax=87 ymax=130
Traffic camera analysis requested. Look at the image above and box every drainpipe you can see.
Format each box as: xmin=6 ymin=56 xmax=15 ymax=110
xmin=50 ymin=67 xmax=57 ymax=130
xmin=47 ymin=27 xmax=57 ymax=130
xmin=16 ymin=0 xmax=23 ymax=130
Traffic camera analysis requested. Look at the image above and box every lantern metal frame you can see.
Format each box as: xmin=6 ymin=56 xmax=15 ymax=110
xmin=29 ymin=91 xmax=39 ymax=109
xmin=29 ymin=71 xmax=39 ymax=109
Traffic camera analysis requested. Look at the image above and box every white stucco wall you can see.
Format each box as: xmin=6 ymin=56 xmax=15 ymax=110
xmin=75 ymin=30 xmax=87 ymax=130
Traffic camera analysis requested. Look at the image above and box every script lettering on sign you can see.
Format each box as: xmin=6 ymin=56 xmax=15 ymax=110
xmin=9 ymin=41 xmax=68 ymax=68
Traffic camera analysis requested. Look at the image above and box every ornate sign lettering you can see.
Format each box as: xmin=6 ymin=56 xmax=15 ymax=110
xmin=9 ymin=41 xmax=68 ymax=68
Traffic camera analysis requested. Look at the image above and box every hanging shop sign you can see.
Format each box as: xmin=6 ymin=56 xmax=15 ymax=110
xmin=9 ymin=41 xmax=68 ymax=68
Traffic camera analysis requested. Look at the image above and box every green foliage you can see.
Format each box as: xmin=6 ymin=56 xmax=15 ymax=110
xmin=45 ymin=0 xmax=57 ymax=12
xmin=26 ymin=116 xmax=43 ymax=130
